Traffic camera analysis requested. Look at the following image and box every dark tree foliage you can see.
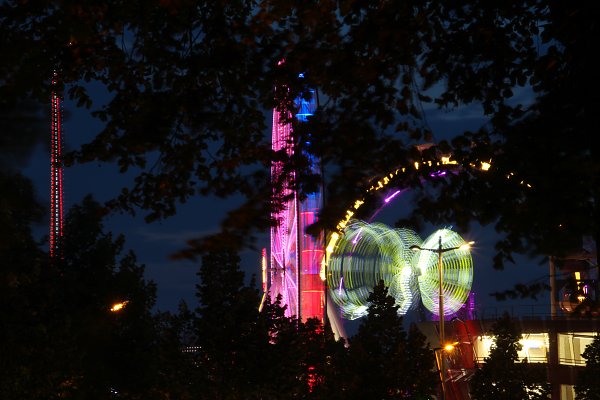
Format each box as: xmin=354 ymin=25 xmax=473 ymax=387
xmin=255 ymin=294 xmax=306 ymax=399
xmin=576 ymin=335 xmax=600 ymax=400
xmin=0 ymin=171 xmax=51 ymax=399
xmin=152 ymin=303 xmax=201 ymax=399
xmin=194 ymin=247 xmax=274 ymax=398
xmin=194 ymin=247 xmax=350 ymax=399
xmin=1 ymin=173 xmax=440 ymax=399
xmin=0 ymin=98 xmax=47 ymax=168
xmin=470 ymin=313 xmax=549 ymax=400
xmin=57 ymin=196 xmax=160 ymax=398
xmin=1 ymin=1 xmax=597 ymax=279
xmin=194 ymin=247 xmax=329 ymax=399
xmin=0 ymin=188 xmax=165 ymax=399
xmin=343 ymin=281 xmax=436 ymax=399
xmin=304 ymin=319 xmax=350 ymax=400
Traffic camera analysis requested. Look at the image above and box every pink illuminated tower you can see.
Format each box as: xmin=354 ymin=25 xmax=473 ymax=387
xmin=49 ymin=72 xmax=64 ymax=260
xmin=269 ymin=79 xmax=325 ymax=322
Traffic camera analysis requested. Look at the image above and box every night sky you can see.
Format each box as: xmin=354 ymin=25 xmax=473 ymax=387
xmin=21 ymin=83 xmax=551 ymax=322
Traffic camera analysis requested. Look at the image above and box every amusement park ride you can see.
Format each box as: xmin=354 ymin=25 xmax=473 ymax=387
xmin=46 ymin=71 xmax=594 ymax=330
xmin=262 ymin=77 xmax=598 ymax=400
xmin=267 ymin=78 xmax=326 ymax=323
xmin=49 ymin=71 xmax=64 ymax=261
xmin=264 ymin=76 xmax=476 ymax=336
xmin=45 ymin=69 xmax=597 ymax=400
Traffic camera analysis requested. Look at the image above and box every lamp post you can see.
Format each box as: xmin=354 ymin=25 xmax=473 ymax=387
xmin=433 ymin=347 xmax=444 ymax=398
xmin=433 ymin=344 xmax=458 ymax=400
xmin=411 ymin=237 xmax=473 ymax=400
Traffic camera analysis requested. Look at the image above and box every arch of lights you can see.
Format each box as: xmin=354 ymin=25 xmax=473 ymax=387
xmin=323 ymin=156 xmax=533 ymax=325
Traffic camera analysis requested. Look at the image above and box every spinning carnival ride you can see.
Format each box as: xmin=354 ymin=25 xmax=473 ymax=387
xmin=322 ymin=159 xmax=480 ymax=325
xmin=327 ymin=221 xmax=474 ymax=320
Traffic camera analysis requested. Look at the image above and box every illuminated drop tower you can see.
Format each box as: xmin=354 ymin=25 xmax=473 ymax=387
xmin=269 ymin=81 xmax=325 ymax=322
xmin=49 ymin=72 xmax=64 ymax=260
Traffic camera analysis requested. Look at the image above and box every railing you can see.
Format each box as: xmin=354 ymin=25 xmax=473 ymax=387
xmin=473 ymin=355 xmax=589 ymax=366
xmin=476 ymin=304 xmax=566 ymax=320
xmin=558 ymin=357 xmax=586 ymax=366
xmin=474 ymin=354 xmax=548 ymax=364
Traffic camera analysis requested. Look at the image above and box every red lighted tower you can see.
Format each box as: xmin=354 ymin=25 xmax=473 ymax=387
xmin=49 ymin=72 xmax=64 ymax=259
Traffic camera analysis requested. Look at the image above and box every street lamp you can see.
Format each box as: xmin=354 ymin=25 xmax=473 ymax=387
xmin=110 ymin=300 xmax=129 ymax=312
xmin=411 ymin=236 xmax=473 ymax=399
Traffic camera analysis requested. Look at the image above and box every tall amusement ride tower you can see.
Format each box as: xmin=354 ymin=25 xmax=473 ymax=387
xmin=49 ymin=72 xmax=64 ymax=260
xmin=269 ymin=80 xmax=325 ymax=322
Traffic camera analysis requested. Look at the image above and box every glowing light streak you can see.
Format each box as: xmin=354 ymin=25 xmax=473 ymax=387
xmin=331 ymin=153 xmax=534 ymax=248
xmin=351 ymin=227 xmax=363 ymax=244
xmin=259 ymin=292 xmax=268 ymax=312
xmin=261 ymin=248 xmax=268 ymax=294
xmin=384 ymin=190 xmax=402 ymax=203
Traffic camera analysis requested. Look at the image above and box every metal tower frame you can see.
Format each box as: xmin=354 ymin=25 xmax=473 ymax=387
xmin=50 ymin=72 xmax=64 ymax=260
xmin=269 ymin=81 xmax=325 ymax=322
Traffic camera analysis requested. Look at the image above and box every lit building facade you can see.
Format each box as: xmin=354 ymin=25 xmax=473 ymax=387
xmin=419 ymin=315 xmax=600 ymax=400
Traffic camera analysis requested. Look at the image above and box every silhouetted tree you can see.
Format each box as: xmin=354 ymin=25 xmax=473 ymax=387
xmin=195 ymin=247 xmax=281 ymax=399
xmin=256 ymin=293 xmax=317 ymax=399
xmin=309 ymin=323 xmax=350 ymax=400
xmin=0 ymin=98 xmax=46 ymax=168
xmin=0 ymin=188 xmax=165 ymax=399
xmin=344 ymin=281 xmax=436 ymax=399
xmin=575 ymin=335 xmax=600 ymax=400
xmin=470 ymin=313 xmax=549 ymax=400
xmin=0 ymin=172 xmax=206 ymax=398
xmin=153 ymin=302 xmax=201 ymax=399
xmin=51 ymin=196 xmax=160 ymax=398
xmin=0 ymin=170 xmax=53 ymax=399
xmin=194 ymin=247 xmax=354 ymax=400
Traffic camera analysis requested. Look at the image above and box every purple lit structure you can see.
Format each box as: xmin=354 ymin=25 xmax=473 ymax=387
xmin=268 ymin=80 xmax=325 ymax=322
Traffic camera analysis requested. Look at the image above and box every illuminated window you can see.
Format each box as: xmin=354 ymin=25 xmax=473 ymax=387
xmin=475 ymin=333 xmax=549 ymax=363
xmin=520 ymin=333 xmax=550 ymax=363
xmin=560 ymin=384 xmax=575 ymax=400
xmin=558 ymin=332 xmax=597 ymax=366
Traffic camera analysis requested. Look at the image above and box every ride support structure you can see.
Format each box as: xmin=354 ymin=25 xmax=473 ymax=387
xmin=49 ymin=72 xmax=64 ymax=260
xmin=269 ymin=83 xmax=325 ymax=322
